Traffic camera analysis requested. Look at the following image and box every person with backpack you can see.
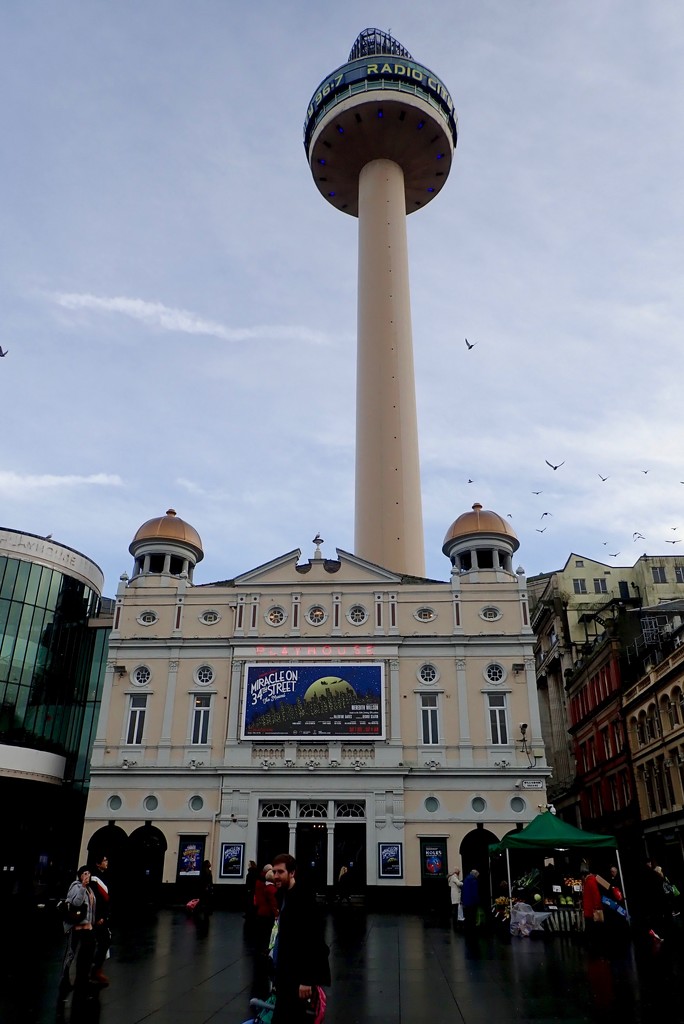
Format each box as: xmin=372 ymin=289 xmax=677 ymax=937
xmin=57 ymin=866 xmax=96 ymax=1004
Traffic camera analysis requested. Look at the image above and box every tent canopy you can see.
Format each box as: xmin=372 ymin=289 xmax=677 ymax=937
xmin=490 ymin=812 xmax=616 ymax=852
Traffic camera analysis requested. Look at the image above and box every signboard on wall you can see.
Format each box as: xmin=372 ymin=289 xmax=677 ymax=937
xmin=220 ymin=843 xmax=245 ymax=878
xmin=241 ymin=662 xmax=384 ymax=739
xmin=378 ymin=843 xmax=403 ymax=879
xmin=177 ymin=837 xmax=204 ymax=878
xmin=420 ymin=838 xmax=448 ymax=880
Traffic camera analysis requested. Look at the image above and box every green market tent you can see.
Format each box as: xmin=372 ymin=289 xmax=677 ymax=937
xmin=490 ymin=811 xmax=616 ymax=852
xmin=489 ymin=812 xmax=628 ymax=918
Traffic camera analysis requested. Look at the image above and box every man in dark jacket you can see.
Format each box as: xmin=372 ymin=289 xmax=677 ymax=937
xmin=271 ymin=853 xmax=330 ymax=1024
xmin=88 ymin=853 xmax=111 ymax=986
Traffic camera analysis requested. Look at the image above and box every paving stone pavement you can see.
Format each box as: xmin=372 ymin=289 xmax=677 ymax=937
xmin=6 ymin=906 xmax=683 ymax=1024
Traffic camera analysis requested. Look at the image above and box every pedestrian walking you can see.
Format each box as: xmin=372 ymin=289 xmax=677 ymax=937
xmin=57 ymin=866 xmax=96 ymax=1005
xmin=270 ymin=853 xmax=330 ymax=1024
xmin=88 ymin=853 xmax=111 ymax=987
xmin=461 ymin=869 xmax=480 ymax=932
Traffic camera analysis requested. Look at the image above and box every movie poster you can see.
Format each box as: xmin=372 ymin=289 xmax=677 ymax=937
xmin=177 ymin=838 xmax=204 ymax=877
xmin=241 ymin=663 xmax=384 ymax=739
xmin=420 ymin=839 xmax=447 ymax=879
xmin=220 ymin=843 xmax=245 ymax=878
xmin=378 ymin=843 xmax=403 ymax=879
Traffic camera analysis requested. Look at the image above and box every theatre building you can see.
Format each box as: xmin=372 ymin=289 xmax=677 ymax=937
xmin=81 ymin=505 xmax=548 ymax=903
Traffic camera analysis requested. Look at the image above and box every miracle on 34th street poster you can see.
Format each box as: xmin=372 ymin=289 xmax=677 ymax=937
xmin=241 ymin=662 xmax=384 ymax=739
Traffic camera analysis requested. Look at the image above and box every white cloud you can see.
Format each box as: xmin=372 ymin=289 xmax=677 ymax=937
xmin=0 ymin=472 xmax=123 ymax=498
xmin=52 ymin=292 xmax=329 ymax=346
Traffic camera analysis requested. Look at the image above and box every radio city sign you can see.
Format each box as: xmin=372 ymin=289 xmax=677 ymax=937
xmin=255 ymin=644 xmax=376 ymax=658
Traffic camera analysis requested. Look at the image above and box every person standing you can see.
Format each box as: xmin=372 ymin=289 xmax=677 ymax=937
xmin=270 ymin=853 xmax=330 ymax=1024
xmin=461 ymin=869 xmax=480 ymax=932
xmin=253 ymin=864 xmax=278 ymax=953
xmin=88 ymin=853 xmax=111 ymax=987
xmin=448 ymin=868 xmax=463 ymax=926
xmin=57 ymin=866 xmax=96 ymax=1004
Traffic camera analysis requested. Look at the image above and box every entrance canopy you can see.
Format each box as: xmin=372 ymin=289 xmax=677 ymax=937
xmin=489 ymin=812 xmax=616 ymax=853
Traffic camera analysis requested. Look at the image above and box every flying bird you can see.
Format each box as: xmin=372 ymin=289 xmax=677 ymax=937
xmin=506 ymin=514 xmax=513 ymax=518
xmin=666 ymin=539 xmax=682 ymax=544
xmin=671 ymin=527 xmax=678 ymax=531
xmin=465 ymin=338 xmax=476 ymax=350
xmin=467 ymin=478 xmax=474 ymax=484
xmin=633 ymin=532 xmax=645 ymax=541
xmin=545 ymin=460 xmax=564 ymax=471
xmin=641 ymin=470 xmax=649 ymax=474
xmin=608 ymin=552 xmax=620 ymax=557
xmin=536 ymin=528 xmax=547 ymax=533
xmin=540 ymin=512 xmax=553 ymax=519
xmin=531 ymin=490 xmax=543 ymax=495
xmin=0 ymin=347 xmax=7 ymax=357
xmin=598 ymin=474 xmax=609 ymax=482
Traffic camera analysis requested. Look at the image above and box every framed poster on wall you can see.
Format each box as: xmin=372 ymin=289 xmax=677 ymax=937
xmin=378 ymin=842 xmax=403 ymax=879
xmin=177 ymin=837 xmax=205 ymax=878
xmin=220 ymin=843 xmax=245 ymax=878
xmin=420 ymin=838 xmax=448 ymax=879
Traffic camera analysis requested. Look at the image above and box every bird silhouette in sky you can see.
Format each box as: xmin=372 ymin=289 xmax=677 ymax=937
xmin=598 ymin=474 xmax=609 ymax=482
xmin=507 ymin=514 xmax=513 ymax=518
xmin=641 ymin=469 xmax=649 ymax=474
xmin=540 ymin=512 xmax=553 ymax=519
xmin=465 ymin=338 xmax=476 ymax=350
xmin=666 ymin=539 xmax=682 ymax=544
xmin=536 ymin=528 xmax=547 ymax=533
xmin=0 ymin=347 xmax=8 ymax=357
xmin=545 ymin=460 xmax=564 ymax=470
xmin=608 ymin=552 xmax=620 ymax=557
xmin=467 ymin=478 xmax=474 ymax=483
xmin=633 ymin=532 xmax=645 ymax=541
xmin=671 ymin=527 xmax=678 ymax=531
xmin=532 ymin=490 xmax=543 ymax=495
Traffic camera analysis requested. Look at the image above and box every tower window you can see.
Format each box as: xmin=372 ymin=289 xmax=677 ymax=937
xmin=148 ymin=554 xmax=164 ymax=573
xmin=192 ymin=695 xmax=211 ymax=744
xmin=126 ymin=695 xmax=147 ymax=745
xmin=487 ymin=694 xmax=508 ymax=745
xmin=169 ymin=556 xmax=184 ymax=575
xmin=420 ymin=694 xmax=440 ymax=745
xmin=477 ymin=549 xmax=494 ymax=569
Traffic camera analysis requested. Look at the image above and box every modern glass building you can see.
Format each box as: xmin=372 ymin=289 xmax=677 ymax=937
xmin=0 ymin=528 xmax=112 ymax=902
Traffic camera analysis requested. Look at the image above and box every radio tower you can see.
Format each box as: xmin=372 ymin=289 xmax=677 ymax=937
xmin=304 ymin=29 xmax=457 ymax=576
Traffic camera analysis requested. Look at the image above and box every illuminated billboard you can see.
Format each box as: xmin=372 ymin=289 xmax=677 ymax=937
xmin=241 ymin=662 xmax=384 ymax=740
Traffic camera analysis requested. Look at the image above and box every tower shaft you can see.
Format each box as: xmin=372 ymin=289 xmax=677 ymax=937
xmin=355 ymin=158 xmax=425 ymax=576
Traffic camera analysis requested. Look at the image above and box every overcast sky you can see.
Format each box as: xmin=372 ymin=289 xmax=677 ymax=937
xmin=2 ymin=2 xmax=684 ymax=595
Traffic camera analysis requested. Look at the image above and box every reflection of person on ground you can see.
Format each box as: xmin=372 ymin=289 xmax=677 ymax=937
xmin=58 ymin=867 xmax=96 ymax=1004
xmin=270 ymin=853 xmax=330 ymax=1024
xmin=88 ymin=854 xmax=111 ymax=987
xmin=253 ymin=864 xmax=278 ymax=952
xmin=461 ymin=869 xmax=480 ymax=932
xmin=448 ymin=868 xmax=463 ymax=926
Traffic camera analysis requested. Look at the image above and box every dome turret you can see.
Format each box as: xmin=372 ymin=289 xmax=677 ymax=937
xmin=442 ymin=503 xmax=519 ymax=574
xmin=129 ymin=509 xmax=203 ymax=580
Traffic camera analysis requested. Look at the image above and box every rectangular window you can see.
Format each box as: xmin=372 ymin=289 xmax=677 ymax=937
xmin=575 ymin=560 xmax=584 ymax=568
xmin=420 ymin=694 xmax=439 ymax=745
xmin=601 ymin=727 xmax=612 ymax=759
xmin=573 ymin=578 xmax=587 ymax=594
xmin=676 ymin=566 xmax=684 ymax=584
xmin=126 ymin=695 xmax=147 ymax=745
xmin=593 ymin=578 xmax=608 ymax=594
xmin=488 ymin=693 xmax=508 ymax=745
xmin=192 ymin=694 xmax=211 ymax=744
xmin=652 ymin=566 xmax=667 ymax=584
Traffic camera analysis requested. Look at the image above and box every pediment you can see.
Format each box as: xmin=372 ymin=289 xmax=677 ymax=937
xmin=229 ymin=547 xmax=405 ymax=587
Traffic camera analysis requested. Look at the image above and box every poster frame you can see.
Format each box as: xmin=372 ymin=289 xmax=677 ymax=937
xmin=220 ymin=842 xmax=245 ymax=879
xmin=378 ymin=842 xmax=403 ymax=879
